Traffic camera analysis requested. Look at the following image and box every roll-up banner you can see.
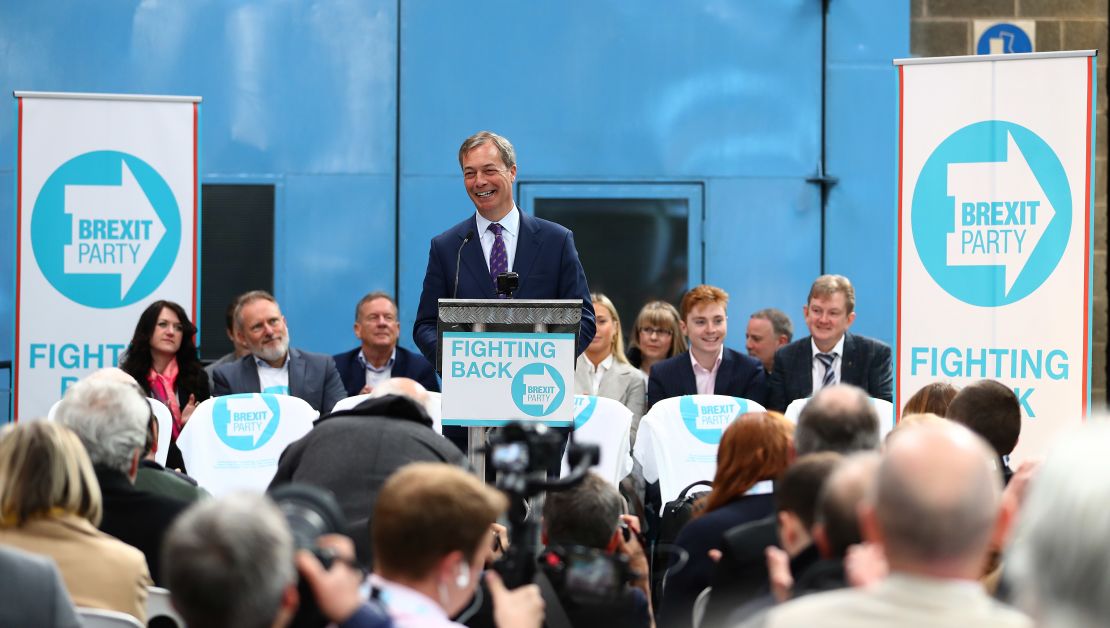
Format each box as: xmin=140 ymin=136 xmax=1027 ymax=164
xmin=14 ymin=92 xmax=201 ymax=421
xmin=894 ymin=51 xmax=1097 ymax=461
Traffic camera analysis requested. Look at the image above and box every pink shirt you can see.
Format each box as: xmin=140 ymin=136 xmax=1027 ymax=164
xmin=690 ymin=348 xmax=724 ymax=395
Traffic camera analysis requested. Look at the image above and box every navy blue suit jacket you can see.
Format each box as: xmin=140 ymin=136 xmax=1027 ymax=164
xmin=646 ymin=348 xmax=768 ymax=408
xmin=332 ymin=345 xmax=440 ymax=397
xmin=766 ymin=332 xmax=893 ymax=411
xmin=413 ymin=210 xmax=595 ymax=366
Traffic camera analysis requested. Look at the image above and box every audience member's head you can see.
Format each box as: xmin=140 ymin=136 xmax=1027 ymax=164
xmin=945 ymin=379 xmax=1021 ymax=460
xmin=774 ymin=452 xmax=842 ymax=556
xmin=804 ymin=275 xmax=856 ymax=352
xmin=543 ymin=472 xmax=625 ymax=551
xmin=368 ymin=376 xmax=429 ymax=406
xmin=352 ymin=291 xmax=401 ymax=356
xmin=901 ymin=381 xmax=959 ymax=417
xmin=587 ymin=293 xmax=631 ymax=365
xmin=888 ymin=412 xmax=949 ymax=443
xmin=0 ymin=422 xmax=103 ymax=528
xmin=372 ymin=463 xmax=507 ymax=616
xmin=746 ymin=308 xmax=793 ymax=372
xmin=679 ymin=284 xmax=730 ymax=361
xmin=865 ymin=422 xmax=1001 ymax=578
xmin=814 ymin=452 xmax=881 ymax=558
xmin=627 ymin=300 xmax=687 ymax=370
xmin=55 ymin=377 xmax=150 ymax=478
xmin=700 ymin=412 xmax=794 ymax=516
xmin=795 ymin=384 xmax=880 ymax=456
xmin=1007 ymin=421 xmax=1110 ymax=627
xmin=234 ymin=290 xmax=290 ymax=367
xmin=164 ymin=493 xmax=296 ymax=628
xmin=223 ymin=296 xmax=251 ymax=358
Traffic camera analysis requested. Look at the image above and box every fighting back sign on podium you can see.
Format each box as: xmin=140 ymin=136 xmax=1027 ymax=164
xmin=438 ymin=299 xmax=581 ymax=427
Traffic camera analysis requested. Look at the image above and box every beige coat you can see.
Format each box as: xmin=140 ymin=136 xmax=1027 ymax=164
xmin=0 ymin=514 xmax=152 ymax=622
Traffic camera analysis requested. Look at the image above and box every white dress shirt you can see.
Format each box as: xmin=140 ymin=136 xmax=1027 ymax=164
xmin=811 ymin=334 xmax=846 ymax=393
xmin=474 ymin=206 xmax=520 ymax=273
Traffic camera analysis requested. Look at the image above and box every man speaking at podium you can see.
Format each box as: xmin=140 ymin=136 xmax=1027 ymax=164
xmin=413 ymin=131 xmax=595 ymax=365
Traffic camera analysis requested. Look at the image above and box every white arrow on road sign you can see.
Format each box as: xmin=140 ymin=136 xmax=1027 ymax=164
xmin=62 ymin=160 xmax=167 ymax=299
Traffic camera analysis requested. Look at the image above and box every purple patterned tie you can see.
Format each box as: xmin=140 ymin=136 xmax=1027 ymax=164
xmin=488 ymin=223 xmax=508 ymax=294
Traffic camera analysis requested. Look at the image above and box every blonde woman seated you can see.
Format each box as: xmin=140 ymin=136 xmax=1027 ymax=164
xmin=0 ymin=422 xmax=151 ymax=622
xmin=575 ymin=293 xmax=647 ymax=442
xmin=626 ymin=300 xmax=687 ymax=381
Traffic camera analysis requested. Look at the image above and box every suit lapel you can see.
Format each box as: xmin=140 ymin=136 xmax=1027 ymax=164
xmin=679 ymin=356 xmax=698 ymax=395
xmin=794 ymin=341 xmax=813 ymax=397
xmin=840 ymin=333 xmax=859 ymax=386
xmin=460 ymin=218 xmax=497 ymax=298
xmin=241 ymin=356 xmax=262 ymax=393
xmin=513 ymin=212 xmax=543 ymax=291
xmin=287 ymin=349 xmax=306 ymax=398
xmin=714 ymin=350 xmax=735 ymax=395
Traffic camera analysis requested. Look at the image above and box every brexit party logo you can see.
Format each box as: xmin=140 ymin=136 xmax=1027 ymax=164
xmin=511 ymin=363 xmax=566 ymax=417
xmin=573 ymin=395 xmax=599 ymax=429
xmin=213 ymin=394 xmax=282 ymax=451
xmin=31 ymin=150 xmax=180 ymax=308
xmin=911 ymin=121 xmax=1070 ymax=307
xmin=680 ymin=397 xmax=749 ymax=444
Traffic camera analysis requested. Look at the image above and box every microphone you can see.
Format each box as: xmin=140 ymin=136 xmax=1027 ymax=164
xmin=452 ymin=230 xmax=474 ymax=299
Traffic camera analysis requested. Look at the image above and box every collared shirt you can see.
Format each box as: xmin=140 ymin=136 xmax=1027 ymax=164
xmin=369 ymin=574 xmax=462 ymax=628
xmin=811 ymin=335 xmax=846 ymax=393
xmin=584 ymin=353 xmax=614 ymax=395
xmin=690 ymin=348 xmax=724 ymax=395
xmin=475 ymin=206 xmax=520 ymax=274
xmin=358 ymin=347 xmax=396 ymax=391
xmin=255 ymin=355 xmax=290 ymax=395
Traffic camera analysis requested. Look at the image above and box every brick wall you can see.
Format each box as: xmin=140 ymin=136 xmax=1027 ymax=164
xmin=911 ymin=0 xmax=1109 ymax=405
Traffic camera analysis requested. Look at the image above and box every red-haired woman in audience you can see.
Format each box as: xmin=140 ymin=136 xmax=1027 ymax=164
xmin=120 ymin=300 xmax=210 ymax=470
xmin=659 ymin=412 xmax=795 ymax=628
xmin=626 ymin=300 xmax=687 ymax=381
xmin=0 ymin=422 xmax=151 ymax=621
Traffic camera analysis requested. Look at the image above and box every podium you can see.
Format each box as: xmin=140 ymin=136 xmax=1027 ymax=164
xmin=437 ymin=298 xmax=582 ymax=474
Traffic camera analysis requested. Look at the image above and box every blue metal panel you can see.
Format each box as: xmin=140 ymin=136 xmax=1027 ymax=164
xmin=704 ymin=177 xmax=821 ymax=351
xmin=0 ymin=0 xmax=399 ymax=366
xmin=825 ymin=0 xmax=911 ymax=344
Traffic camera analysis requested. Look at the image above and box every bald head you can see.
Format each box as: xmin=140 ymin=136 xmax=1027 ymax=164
xmin=370 ymin=377 xmax=428 ymax=405
xmin=796 ymin=384 xmax=880 ymax=455
xmin=874 ymin=422 xmax=1000 ymax=573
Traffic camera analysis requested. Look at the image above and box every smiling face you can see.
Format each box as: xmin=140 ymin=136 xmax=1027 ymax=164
xmin=461 ymin=141 xmax=516 ymax=221
xmin=746 ymin=316 xmax=782 ymax=372
xmin=804 ymin=291 xmax=855 ymax=352
xmin=681 ymin=302 xmax=728 ymax=359
xmin=355 ymin=297 xmax=400 ymax=353
xmin=151 ymin=307 xmax=184 ymax=359
xmin=237 ymin=298 xmax=290 ymax=366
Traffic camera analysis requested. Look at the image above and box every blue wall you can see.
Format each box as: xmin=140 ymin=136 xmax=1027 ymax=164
xmin=0 ymin=1 xmax=908 ymax=415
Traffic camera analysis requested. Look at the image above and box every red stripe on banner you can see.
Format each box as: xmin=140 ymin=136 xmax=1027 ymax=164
xmin=1082 ymin=58 xmax=1093 ymax=418
xmin=895 ymin=65 xmax=904 ymax=420
xmin=192 ymin=103 xmax=199 ymax=325
xmin=14 ymin=98 xmax=23 ymax=422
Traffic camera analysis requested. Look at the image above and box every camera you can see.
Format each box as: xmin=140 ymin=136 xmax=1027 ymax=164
xmin=269 ymin=483 xmax=351 ymax=628
xmin=488 ymin=422 xmax=566 ymax=478
xmin=540 ymin=545 xmax=634 ymax=604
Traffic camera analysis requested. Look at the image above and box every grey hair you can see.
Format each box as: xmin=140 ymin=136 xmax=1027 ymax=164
xmin=55 ymin=378 xmax=149 ymax=474
xmin=164 ymin=493 xmax=295 ymax=628
xmin=1007 ymin=420 xmax=1110 ymax=627
xmin=751 ymin=308 xmax=794 ymax=342
xmin=458 ymin=130 xmax=516 ymax=169
xmin=795 ymin=385 xmax=880 ymax=456
xmin=543 ymin=472 xmax=624 ymax=549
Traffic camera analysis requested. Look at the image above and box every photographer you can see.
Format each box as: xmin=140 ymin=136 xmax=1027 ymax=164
xmin=163 ymin=493 xmax=389 ymax=628
xmin=370 ymin=462 xmax=545 ymax=628
xmin=541 ymin=472 xmax=654 ymax=628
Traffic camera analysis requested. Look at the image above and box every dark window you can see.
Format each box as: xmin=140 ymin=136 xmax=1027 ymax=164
xmin=199 ymin=184 xmax=274 ymax=360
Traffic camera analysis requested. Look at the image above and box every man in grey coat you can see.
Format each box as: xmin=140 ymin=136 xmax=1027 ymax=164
xmin=267 ymin=377 xmax=466 ymax=565
xmin=0 ymin=545 xmax=81 ymax=627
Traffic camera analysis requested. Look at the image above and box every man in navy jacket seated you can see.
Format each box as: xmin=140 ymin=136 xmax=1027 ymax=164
xmin=647 ymin=284 xmax=767 ymax=408
xmin=333 ymin=292 xmax=439 ymax=397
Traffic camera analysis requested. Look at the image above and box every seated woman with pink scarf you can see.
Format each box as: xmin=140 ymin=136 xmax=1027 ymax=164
xmin=120 ymin=300 xmax=210 ymax=471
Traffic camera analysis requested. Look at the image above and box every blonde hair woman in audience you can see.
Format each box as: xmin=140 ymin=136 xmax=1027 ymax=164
xmin=574 ymin=293 xmax=647 ymax=443
xmin=0 ymin=422 xmax=151 ymax=622
xmin=626 ymin=300 xmax=687 ymax=380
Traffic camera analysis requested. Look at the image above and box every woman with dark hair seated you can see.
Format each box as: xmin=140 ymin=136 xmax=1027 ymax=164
xmin=658 ymin=412 xmax=795 ymax=628
xmin=119 ymin=300 xmax=210 ymax=470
